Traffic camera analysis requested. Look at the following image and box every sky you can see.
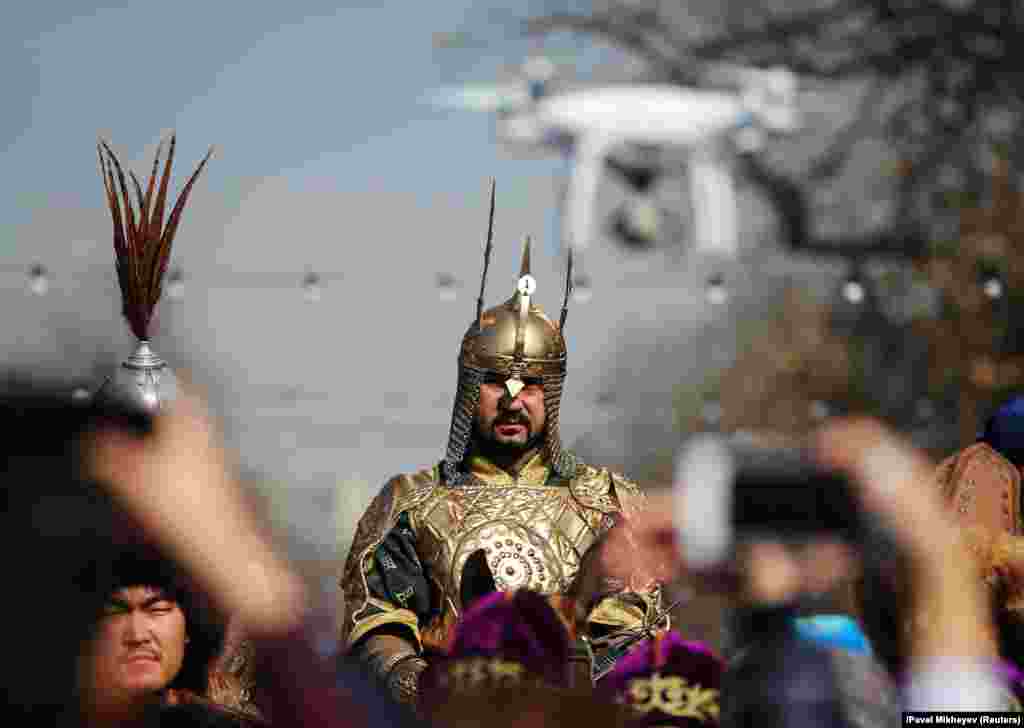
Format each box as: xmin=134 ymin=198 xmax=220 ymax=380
xmin=0 ymin=1 xmax=846 ymax=566
xmin=0 ymin=1 xmax=632 ymax=554
xmin=2 ymin=1 xmax=558 ymax=233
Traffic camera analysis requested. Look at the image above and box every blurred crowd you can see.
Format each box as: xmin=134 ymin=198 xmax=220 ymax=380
xmin=5 ymin=366 xmax=1024 ymax=727
xmin=8 ymin=201 xmax=1024 ymax=726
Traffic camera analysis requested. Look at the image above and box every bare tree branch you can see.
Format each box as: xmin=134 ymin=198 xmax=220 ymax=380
xmin=523 ymin=12 xmax=700 ymax=83
xmin=807 ymin=78 xmax=887 ymax=182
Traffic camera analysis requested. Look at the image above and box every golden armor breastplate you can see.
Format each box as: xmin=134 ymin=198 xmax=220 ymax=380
xmin=338 ymin=456 xmax=654 ymax=653
xmin=412 ymin=482 xmax=609 ymax=614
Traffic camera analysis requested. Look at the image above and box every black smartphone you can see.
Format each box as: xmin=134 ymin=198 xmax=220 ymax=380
xmin=674 ymin=435 xmax=864 ymax=571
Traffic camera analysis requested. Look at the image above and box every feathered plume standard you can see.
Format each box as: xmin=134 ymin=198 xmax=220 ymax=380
xmin=94 ymin=135 xmax=212 ymax=412
xmin=97 ymin=135 xmax=212 ymax=339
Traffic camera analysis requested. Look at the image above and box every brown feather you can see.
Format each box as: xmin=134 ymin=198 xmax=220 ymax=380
xmin=97 ymin=135 xmax=210 ymax=340
xmin=101 ymin=154 xmax=132 ymax=299
xmin=102 ymin=144 xmax=148 ymax=337
xmin=101 ymin=145 xmax=140 ymax=294
xmin=143 ymin=135 xmax=175 ymax=310
xmin=149 ymin=135 xmax=176 ymax=249
xmin=98 ymin=146 xmax=124 ymax=260
xmin=140 ymin=140 xmax=164 ymax=246
xmin=129 ymin=171 xmax=146 ymax=231
xmin=129 ymin=169 xmax=148 ymax=305
xmin=97 ymin=145 xmax=114 ymax=218
xmin=101 ymin=143 xmax=137 ymax=248
xmin=476 ymin=177 xmax=497 ymax=331
xmin=151 ymin=146 xmax=213 ymax=301
xmin=99 ymin=146 xmax=134 ymax=325
xmin=560 ymin=245 xmax=573 ymax=331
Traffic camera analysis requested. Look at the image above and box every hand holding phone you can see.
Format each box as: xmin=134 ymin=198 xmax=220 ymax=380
xmin=675 ymin=434 xmax=865 ymax=573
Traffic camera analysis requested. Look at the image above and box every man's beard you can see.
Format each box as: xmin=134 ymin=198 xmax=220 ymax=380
xmin=476 ymin=412 xmax=542 ymax=458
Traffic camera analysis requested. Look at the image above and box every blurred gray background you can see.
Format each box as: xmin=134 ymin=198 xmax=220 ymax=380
xmin=2 ymin=1 xmax=874 ymax=620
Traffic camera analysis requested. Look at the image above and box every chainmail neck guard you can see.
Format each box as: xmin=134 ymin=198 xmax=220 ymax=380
xmin=442 ymin=359 xmax=576 ymax=487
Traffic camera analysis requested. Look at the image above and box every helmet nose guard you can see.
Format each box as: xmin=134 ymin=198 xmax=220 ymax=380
xmin=443 ymin=187 xmax=577 ymax=485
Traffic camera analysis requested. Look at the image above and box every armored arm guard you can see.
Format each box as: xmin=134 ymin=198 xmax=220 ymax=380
xmin=339 ymin=474 xmax=438 ymax=701
xmin=355 ymin=633 xmax=428 ymax=706
xmin=571 ymin=472 xmax=668 ymax=682
xmin=575 ymin=551 xmax=667 ymax=682
xmin=593 ymin=473 xmax=666 ymax=629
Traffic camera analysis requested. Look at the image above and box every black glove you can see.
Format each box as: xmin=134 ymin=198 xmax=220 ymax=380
xmin=370 ymin=513 xmax=434 ymax=619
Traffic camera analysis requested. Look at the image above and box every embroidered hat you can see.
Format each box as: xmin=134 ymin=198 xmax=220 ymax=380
xmin=418 ymin=589 xmax=573 ymax=712
xmin=596 ymin=630 xmax=723 ymax=727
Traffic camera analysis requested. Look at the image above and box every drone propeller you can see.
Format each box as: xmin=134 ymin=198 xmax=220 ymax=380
xmin=423 ymin=83 xmax=532 ymax=113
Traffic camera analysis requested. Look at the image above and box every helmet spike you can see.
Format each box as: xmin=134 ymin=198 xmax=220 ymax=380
xmin=518 ymin=233 xmax=532 ymax=283
xmin=559 ymin=245 xmax=573 ymax=332
xmin=513 ymin=235 xmax=536 ymax=368
xmin=476 ymin=178 xmax=497 ymax=332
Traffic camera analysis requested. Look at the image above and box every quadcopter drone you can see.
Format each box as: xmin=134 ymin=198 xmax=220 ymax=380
xmin=427 ymin=60 xmax=802 ymax=258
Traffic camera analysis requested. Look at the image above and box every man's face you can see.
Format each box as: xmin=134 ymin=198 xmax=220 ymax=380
xmin=476 ymin=374 xmax=547 ymax=450
xmin=79 ymin=585 xmax=188 ymax=703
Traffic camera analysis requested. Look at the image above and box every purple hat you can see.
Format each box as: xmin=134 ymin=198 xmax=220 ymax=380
xmin=995 ymin=659 xmax=1024 ymax=710
xmin=418 ymin=590 xmax=572 ymax=710
xmin=597 ymin=630 xmax=723 ymax=727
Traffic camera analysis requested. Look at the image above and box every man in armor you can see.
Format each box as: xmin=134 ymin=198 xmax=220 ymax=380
xmin=338 ymin=186 xmax=665 ymax=705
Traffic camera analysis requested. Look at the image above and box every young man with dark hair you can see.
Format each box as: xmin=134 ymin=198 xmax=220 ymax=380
xmin=0 ymin=374 xmax=411 ymax=727
xmin=0 ymin=379 xmax=256 ymax=726
xmin=76 ymin=547 xmax=235 ymax=727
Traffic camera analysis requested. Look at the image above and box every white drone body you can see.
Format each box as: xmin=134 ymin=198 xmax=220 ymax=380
xmin=542 ymin=86 xmax=747 ymax=257
xmin=539 ymin=75 xmax=799 ymax=256
xmin=429 ymin=64 xmax=800 ymax=256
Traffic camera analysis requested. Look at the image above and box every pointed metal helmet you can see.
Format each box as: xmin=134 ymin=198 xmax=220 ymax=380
xmin=443 ymin=182 xmax=576 ymax=485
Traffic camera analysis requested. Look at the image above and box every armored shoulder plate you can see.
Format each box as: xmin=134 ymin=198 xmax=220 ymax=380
xmin=338 ymin=468 xmax=439 ymax=648
xmin=568 ymin=463 xmax=647 ymax=535
xmin=608 ymin=471 xmax=647 ymax=520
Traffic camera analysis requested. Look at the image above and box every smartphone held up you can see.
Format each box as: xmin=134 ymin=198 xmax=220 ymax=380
xmin=673 ymin=434 xmax=867 ymax=573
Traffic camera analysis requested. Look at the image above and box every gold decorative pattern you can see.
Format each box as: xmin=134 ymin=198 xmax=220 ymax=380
xmin=934 ymin=442 xmax=1022 ymax=538
xmin=461 ymin=300 xmax=567 ymax=378
xmin=587 ymin=594 xmax=650 ymax=631
xmin=958 ymin=478 xmax=976 ymax=515
xmin=626 ymin=673 xmax=720 ymax=722
xmin=347 ymin=609 xmax=422 ymax=651
xmin=438 ymin=657 xmax=533 ymax=691
xmin=339 ymin=454 xmax=660 ymax=654
xmin=415 ymin=479 xmax=606 ymax=606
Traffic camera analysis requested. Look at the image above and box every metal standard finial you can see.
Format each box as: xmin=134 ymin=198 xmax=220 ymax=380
xmin=96 ymin=133 xmax=211 ymax=414
xmin=559 ymin=245 xmax=573 ymax=332
xmin=99 ymin=338 xmax=179 ymax=413
xmin=476 ymin=178 xmax=497 ymax=331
